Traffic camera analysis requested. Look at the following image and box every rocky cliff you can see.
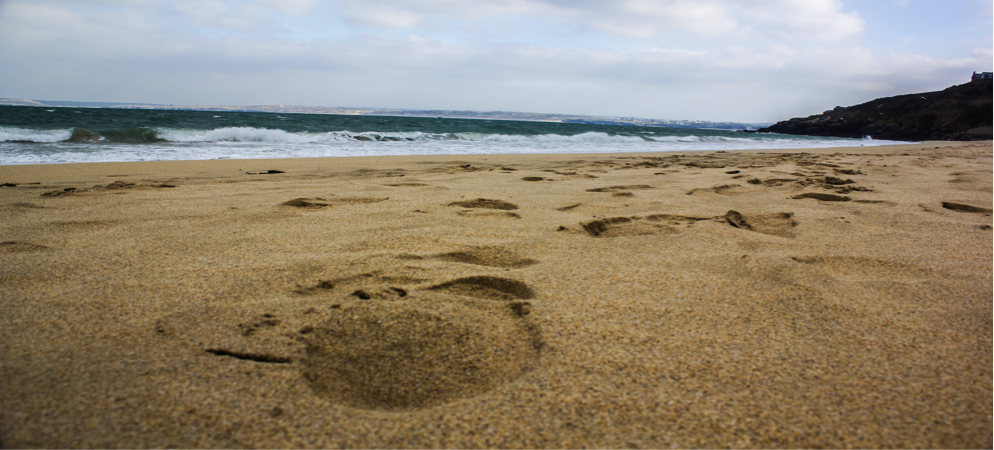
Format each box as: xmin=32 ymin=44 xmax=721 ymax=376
xmin=757 ymin=79 xmax=992 ymax=141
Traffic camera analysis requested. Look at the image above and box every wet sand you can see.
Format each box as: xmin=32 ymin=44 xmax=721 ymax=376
xmin=0 ymin=141 xmax=991 ymax=448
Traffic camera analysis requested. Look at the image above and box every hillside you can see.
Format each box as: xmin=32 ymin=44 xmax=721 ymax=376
xmin=757 ymin=79 xmax=992 ymax=141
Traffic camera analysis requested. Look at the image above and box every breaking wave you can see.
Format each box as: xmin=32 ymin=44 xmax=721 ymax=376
xmin=1 ymin=122 xmax=907 ymax=165
xmin=2 ymin=126 xmax=680 ymax=144
xmin=0 ymin=126 xmax=884 ymax=145
xmin=0 ymin=126 xmax=73 ymax=143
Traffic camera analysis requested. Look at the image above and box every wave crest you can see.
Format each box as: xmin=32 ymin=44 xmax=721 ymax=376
xmin=158 ymin=127 xmax=318 ymax=143
xmin=0 ymin=126 xmax=73 ymax=143
xmin=2 ymin=126 xmax=710 ymax=144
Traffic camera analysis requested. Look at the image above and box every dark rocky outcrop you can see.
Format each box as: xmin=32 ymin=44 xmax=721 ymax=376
xmin=757 ymin=79 xmax=992 ymax=141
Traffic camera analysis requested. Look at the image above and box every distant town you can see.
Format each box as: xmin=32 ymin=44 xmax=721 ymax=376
xmin=0 ymin=98 xmax=770 ymax=131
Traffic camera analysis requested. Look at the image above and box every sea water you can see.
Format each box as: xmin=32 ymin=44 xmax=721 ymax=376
xmin=0 ymin=106 xmax=902 ymax=165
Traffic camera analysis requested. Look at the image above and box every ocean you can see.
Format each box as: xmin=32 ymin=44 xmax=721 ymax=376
xmin=0 ymin=105 xmax=902 ymax=165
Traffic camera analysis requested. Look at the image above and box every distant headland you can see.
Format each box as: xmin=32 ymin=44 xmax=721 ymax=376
xmin=757 ymin=76 xmax=992 ymax=141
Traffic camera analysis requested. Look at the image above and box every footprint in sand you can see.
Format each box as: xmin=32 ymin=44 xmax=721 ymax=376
xmin=834 ymin=169 xmax=863 ymax=176
xmin=941 ymin=202 xmax=992 ymax=214
xmin=824 ymin=176 xmax=855 ymax=185
xmin=281 ymin=196 xmax=389 ymax=208
xmin=282 ymin=197 xmax=332 ymax=208
xmin=4 ymin=202 xmax=46 ymax=210
xmin=384 ymin=182 xmax=430 ymax=187
xmin=0 ymin=241 xmax=50 ymax=252
xmin=949 ymin=172 xmax=973 ymax=183
xmin=791 ymin=256 xmax=931 ymax=282
xmin=431 ymin=245 xmax=539 ymax=268
xmin=746 ymin=177 xmax=799 ymax=187
xmin=302 ymin=274 xmax=541 ymax=411
xmin=41 ymin=188 xmax=80 ymax=197
xmin=581 ymin=214 xmax=711 ymax=237
xmin=92 ymin=181 xmax=178 ymax=191
xmin=723 ymin=210 xmax=798 ymax=238
xmin=581 ymin=211 xmax=798 ymax=238
xmin=332 ymin=197 xmax=390 ymax=205
xmin=792 ymin=192 xmax=851 ymax=202
xmin=156 ymin=271 xmax=543 ymax=411
xmin=457 ymin=210 xmax=521 ymax=218
xmin=39 ymin=181 xmax=150 ymax=195
xmin=427 ymin=275 xmax=535 ymax=300
xmin=448 ymin=198 xmax=518 ymax=210
xmin=586 ymin=185 xmax=652 ymax=193
xmin=99 ymin=181 xmax=137 ymax=190
xmin=155 ymin=274 xmax=425 ymax=365
xmin=156 ymin=307 xmax=306 ymax=365
xmin=686 ymin=184 xmax=745 ymax=195
xmin=448 ymin=198 xmax=521 ymax=218
xmin=48 ymin=220 xmax=116 ymax=230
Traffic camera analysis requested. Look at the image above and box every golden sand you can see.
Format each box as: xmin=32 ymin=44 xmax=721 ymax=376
xmin=0 ymin=142 xmax=991 ymax=448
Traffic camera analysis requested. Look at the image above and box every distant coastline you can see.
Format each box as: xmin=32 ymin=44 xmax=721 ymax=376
xmin=0 ymin=98 xmax=770 ymax=131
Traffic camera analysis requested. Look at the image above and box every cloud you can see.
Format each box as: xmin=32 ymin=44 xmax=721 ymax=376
xmin=168 ymin=0 xmax=275 ymax=33
xmin=0 ymin=0 xmax=988 ymax=122
xmin=0 ymin=0 xmax=865 ymax=42
xmin=253 ymin=0 xmax=321 ymax=15
xmin=0 ymin=2 xmax=165 ymax=53
xmin=324 ymin=0 xmax=865 ymax=42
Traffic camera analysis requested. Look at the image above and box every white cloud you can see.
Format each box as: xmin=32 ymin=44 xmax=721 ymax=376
xmin=253 ymin=0 xmax=321 ymax=16
xmin=0 ymin=2 xmax=166 ymax=54
xmin=337 ymin=4 xmax=423 ymax=29
xmin=324 ymin=0 xmax=864 ymax=42
xmin=730 ymin=0 xmax=865 ymax=41
xmin=166 ymin=0 xmax=272 ymax=33
xmin=0 ymin=0 xmax=868 ymax=56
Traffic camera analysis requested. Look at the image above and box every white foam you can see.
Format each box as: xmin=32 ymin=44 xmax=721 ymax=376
xmin=157 ymin=127 xmax=323 ymax=143
xmin=0 ymin=125 xmax=910 ymax=165
xmin=0 ymin=126 xmax=73 ymax=143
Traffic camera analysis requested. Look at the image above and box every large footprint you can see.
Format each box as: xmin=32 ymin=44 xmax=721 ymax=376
xmin=301 ymin=275 xmax=541 ymax=411
xmin=157 ymin=273 xmax=542 ymax=412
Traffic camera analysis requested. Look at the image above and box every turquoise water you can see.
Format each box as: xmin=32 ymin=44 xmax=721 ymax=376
xmin=0 ymin=105 xmax=896 ymax=164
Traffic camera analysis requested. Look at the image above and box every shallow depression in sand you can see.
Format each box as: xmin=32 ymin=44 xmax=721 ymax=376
xmin=301 ymin=295 xmax=541 ymax=411
xmin=434 ymin=247 xmax=539 ymax=269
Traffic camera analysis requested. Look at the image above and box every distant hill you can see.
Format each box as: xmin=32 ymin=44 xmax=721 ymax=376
xmin=757 ymin=79 xmax=992 ymax=141
xmin=0 ymin=98 xmax=769 ymax=131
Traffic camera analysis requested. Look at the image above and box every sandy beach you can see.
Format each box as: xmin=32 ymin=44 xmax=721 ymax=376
xmin=0 ymin=141 xmax=990 ymax=448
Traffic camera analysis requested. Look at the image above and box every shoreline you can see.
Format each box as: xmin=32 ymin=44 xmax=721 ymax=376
xmin=1 ymin=141 xmax=990 ymax=448
xmin=0 ymin=140 xmax=971 ymax=182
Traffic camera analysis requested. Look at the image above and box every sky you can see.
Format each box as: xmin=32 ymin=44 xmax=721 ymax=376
xmin=0 ymin=0 xmax=991 ymax=123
